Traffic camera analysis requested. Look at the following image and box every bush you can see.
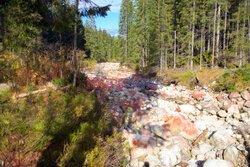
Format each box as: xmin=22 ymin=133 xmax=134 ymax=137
xmin=0 ymin=88 xmax=122 ymax=166
xmin=214 ymin=66 xmax=250 ymax=92
xmin=52 ymin=78 xmax=68 ymax=87
xmin=86 ymin=132 xmax=127 ymax=167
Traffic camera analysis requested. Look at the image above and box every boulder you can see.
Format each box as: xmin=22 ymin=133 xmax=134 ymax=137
xmin=192 ymin=92 xmax=205 ymax=100
xmin=203 ymin=160 xmax=233 ymax=167
xmin=198 ymin=143 xmax=213 ymax=155
xmin=144 ymin=154 xmax=162 ymax=167
xmin=210 ymin=128 xmax=236 ymax=149
xmin=229 ymin=92 xmax=241 ymax=100
xmin=159 ymin=145 xmax=181 ymax=166
xmin=150 ymin=125 xmax=167 ymax=139
xmin=163 ymin=114 xmax=198 ymax=140
xmin=179 ymin=104 xmax=198 ymax=115
xmin=226 ymin=104 xmax=240 ymax=119
xmin=218 ymin=110 xmax=227 ymax=118
xmin=244 ymin=100 xmax=250 ymax=108
xmin=241 ymin=90 xmax=250 ymax=101
xmin=223 ymin=146 xmax=239 ymax=166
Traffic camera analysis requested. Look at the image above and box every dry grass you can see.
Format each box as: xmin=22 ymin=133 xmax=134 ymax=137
xmin=160 ymin=68 xmax=227 ymax=88
xmin=197 ymin=69 xmax=227 ymax=86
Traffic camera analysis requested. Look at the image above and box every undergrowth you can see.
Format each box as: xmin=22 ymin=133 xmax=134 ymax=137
xmin=0 ymin=88 xmax=125 ymax=166
xmin=214 ymin=66 xmax=250 ymax=93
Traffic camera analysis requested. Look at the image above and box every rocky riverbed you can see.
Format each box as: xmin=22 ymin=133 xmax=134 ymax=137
xmin=82 ymin=63 xmax=250 ymax=167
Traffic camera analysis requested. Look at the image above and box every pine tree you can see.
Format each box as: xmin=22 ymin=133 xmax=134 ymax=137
xmin=119 ymin=0 xmax=135 ymax=63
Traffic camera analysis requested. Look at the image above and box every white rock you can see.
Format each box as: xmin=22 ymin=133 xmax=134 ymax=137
xmin=210 ymin=128 xmax=236 ymax=149
xmin=159 ymin=145 xmax=181 ymax=166
xmin=218 ymin=110 xmax=227 ymax=118
xmin=179 ymin=104 xmax=197 ymax=115
xmin=197 ymin=154 xmax=205 ymax=160
xmin=199 ymin=143 xmax=213 ymax=155
xmin=244 ymin=101 xmax=250 ymax=108
xmin=207 ymin=109 xmax=217 ymax=115
xmin=187 ymin=159 xmax=198 ymax=167
xmin=241 ymin=91 xmax=250 ymax=101
xmin=205 ymin=150 xmax=216 ymax=159
xmin=223 ymin=146 xmax=239 ymax=166
xmin=144 ymin=154 xmax=162 ymax=167
xmin=203 ymin=160 xmax=233 ymax=167
xmin=196 ymin=104 xmax=202 ymax=110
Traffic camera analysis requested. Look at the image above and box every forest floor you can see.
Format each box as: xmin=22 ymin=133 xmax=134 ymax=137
xmin=83 ymin=62 xmax=250 ymax=167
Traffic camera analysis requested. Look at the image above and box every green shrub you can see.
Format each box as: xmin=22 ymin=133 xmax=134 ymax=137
xmin=27 ymin=84 xmax=37 ymax=91
xmin=0 ymin=88 xmax=121 ymax=166
xmin=52 ymin=78 xmax=68 ymax=87
xmin=214 ymin=66 xmax=250 ymax=93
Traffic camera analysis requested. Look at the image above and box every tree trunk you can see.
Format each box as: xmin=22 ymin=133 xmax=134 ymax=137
xmin=174 ymin=31 xmax=177 ymax=69
xmin=125 ymin=6 xmax=128 ymax=63
xmin=165 ymin=46 xmax=168 ymax=69
xmin=0 ymin=11 xmax=4 ymax=51
xmin=188 ymin=40 xmax=191 ymax=69
xmin=248 ymin=0 xmax=250 ymax=63
xmin=200 ymin=27 xmax=203 ymax=69
xmin=223 ymin=3 xmax=227 ymax=68
xmin=158 ymin=0 xmax=163 ymax=73
xmin=236 ymin=10 xmax=240 ymax=66
xmin=191 ymin=1 xmax=196 ymax=70
xmin=215 ymin=4 xmax=221 ymax=67
xmin=73 ymin=0 xmax=79 ymax=87
xmin=242 ymin=0 xmax=247 ymax=66
xmin=208 ymin=23 xmax=211 ymax=52
xmin=212 ymin=0 xmax=217 ymax=68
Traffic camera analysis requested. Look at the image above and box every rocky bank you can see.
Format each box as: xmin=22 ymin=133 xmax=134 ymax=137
xmin=82 ymin=63 xmax=250 ymax=167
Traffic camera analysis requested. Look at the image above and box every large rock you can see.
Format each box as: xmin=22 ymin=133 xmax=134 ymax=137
xmin=229 ymin=92 xmax=241 ymax=100
xmin=198 ymin=143 xmax=213 ymax=155
xmin=210 ymin=128 xmax=236 ymax=149
xmin=162 ymin=114 xmax=198 ymax=139
xmin=226 ymin=104 xmax=240 ymax=119
xmin=169 ymin=136 xmax=191 ymax=161
xmin=144 ymin=154 xmax=162 ymax=167
xmin=150 ymin=125 xmax=167 ymax=139
xmin=244 ymin=100 xmax=250 ymax=108
xmin=179 ymin=104 xmax=198 ymax=115
xmin=159 ymin=145 xmax=181 ymax=166
xmin=223 ymin=146 xmax=239 ymax=166
xmin=241 ymin=90 xmax=250 ymax=101
xmin=218 ymin=110 xmax=228 ymax=118
xmin=192 ymin=91 xmax=205 ymax=100
xmin=203 ymin=160 xmax=233 ymax=167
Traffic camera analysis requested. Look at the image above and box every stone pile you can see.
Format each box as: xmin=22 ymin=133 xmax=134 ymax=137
xmin=82 ymin=63 xmax=249 ymax=167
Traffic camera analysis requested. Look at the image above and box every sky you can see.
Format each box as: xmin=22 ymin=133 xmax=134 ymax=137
xmin=81 ymin=0 xmax=122 ymax=36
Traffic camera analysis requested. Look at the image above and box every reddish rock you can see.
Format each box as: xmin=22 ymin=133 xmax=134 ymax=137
xmin=229 ymin=92 xmax=241 ymax=100
xmin=226 ymin=104 xmax=240 ymax=119
xmin=192 ymin=92 xmax=205 ymax=99
xmin=216 ymin=94 xmax=223 ymax=101
xmin=163 ymin=114 xmax=198 ymax=140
